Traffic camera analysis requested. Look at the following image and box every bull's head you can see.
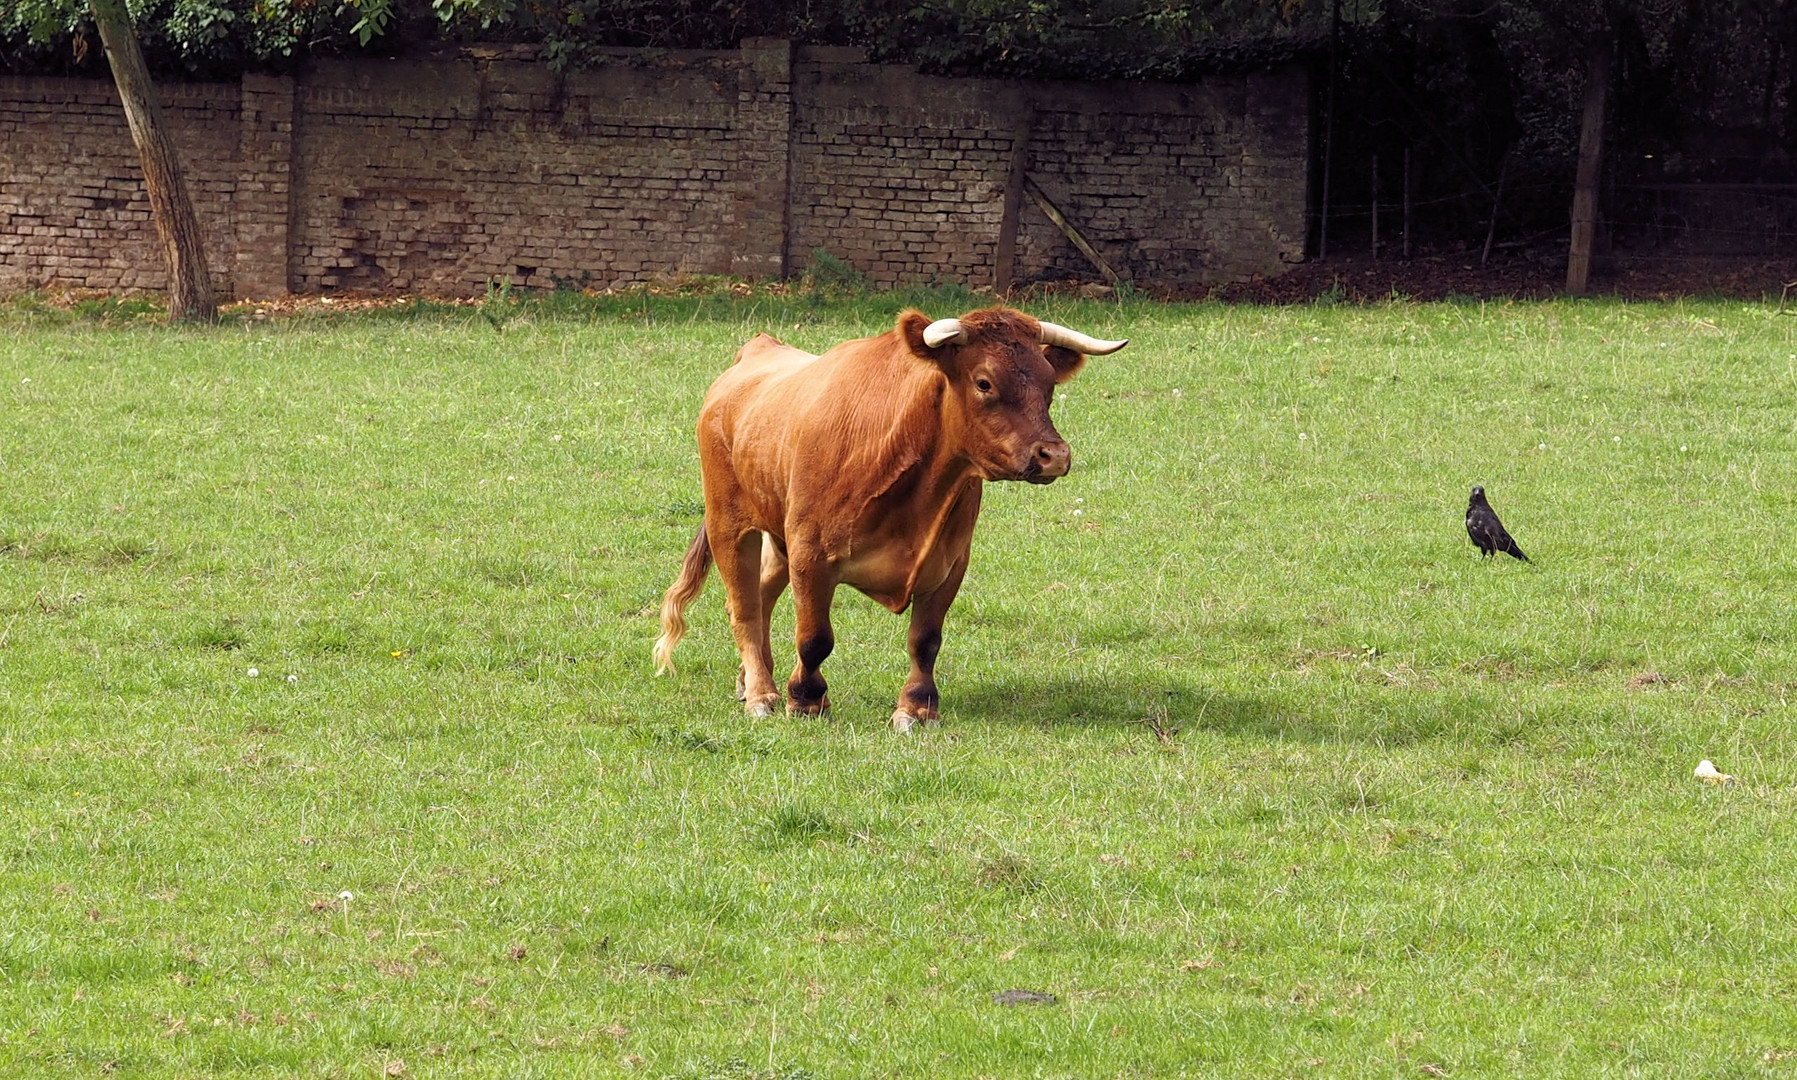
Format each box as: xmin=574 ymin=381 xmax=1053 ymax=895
xmin=900 ymin=307 xmax=1127 ymax=484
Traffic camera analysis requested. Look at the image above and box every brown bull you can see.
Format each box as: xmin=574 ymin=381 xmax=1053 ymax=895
xmin=653 ymin=306 xmax=1127 ymax=731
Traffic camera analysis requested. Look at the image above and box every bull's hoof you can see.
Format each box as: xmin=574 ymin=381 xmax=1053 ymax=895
xmin=787 ymin=695 xmax=831 ymax=717
xmin=891 ymin=708 xmax=937 ymax=734
xmin=744 ymin=694 xmax=780 ymax=718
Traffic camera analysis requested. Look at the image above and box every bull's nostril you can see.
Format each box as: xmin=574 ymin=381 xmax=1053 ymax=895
xmin=1032 ymin=442 xmax=1070 ymax=477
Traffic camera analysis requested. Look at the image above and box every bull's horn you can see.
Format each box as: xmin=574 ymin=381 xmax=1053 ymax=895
xmin=922 ymin=318 xmax=968 ymax=348
xmin=1039 ymin=321 xmax=1128 ymax=355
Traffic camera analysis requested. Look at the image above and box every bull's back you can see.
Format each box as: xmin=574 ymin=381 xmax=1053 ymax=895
xmin=696 ymin=335 xmax=825 ymax=521
xmin=705 ymin=334 xmax=818 ymax=409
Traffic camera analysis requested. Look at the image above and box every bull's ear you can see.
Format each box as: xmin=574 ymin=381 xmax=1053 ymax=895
xmin=896 ymin=310 xmax=940 ymax=360
xmin=1044 ymin=345 xmax=1087 ymax=385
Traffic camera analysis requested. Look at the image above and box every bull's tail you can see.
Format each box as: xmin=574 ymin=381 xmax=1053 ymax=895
xmin=653 ymin=521 xmax=713 ymax=675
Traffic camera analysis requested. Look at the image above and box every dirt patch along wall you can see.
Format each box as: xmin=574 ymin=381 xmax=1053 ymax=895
xmin=1 ymin=44 xmax=1308 ymax=297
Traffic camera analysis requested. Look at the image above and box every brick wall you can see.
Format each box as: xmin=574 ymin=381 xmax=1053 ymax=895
xmin=1 ymin=44 xmax=1308 ymax=297
xmin=789 ymin=56 xmax=1022 ymax=287
xmin=288 ymin=49 xmax=761 ymax=294
xmin=1016 ymin=72 xmax=1310 ymax=284
xmin=0 ymin=79 xmax=241 ymax=294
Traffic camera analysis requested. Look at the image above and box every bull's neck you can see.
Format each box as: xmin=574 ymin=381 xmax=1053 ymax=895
xmin=916 ymin=369 xmax=981 ymax=497
xmin=883 ymin=376 xmax=977 ymax=599
xmin=851 ymin=365 xmax=978 ymax=526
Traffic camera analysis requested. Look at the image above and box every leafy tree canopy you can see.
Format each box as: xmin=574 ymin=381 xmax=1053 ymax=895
xmin=2 ymin=0 xmax=1328 ymax=80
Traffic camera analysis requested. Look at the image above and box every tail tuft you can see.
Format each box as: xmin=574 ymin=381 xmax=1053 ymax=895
xmin=653 ymin=522 xmax=712 ymax=674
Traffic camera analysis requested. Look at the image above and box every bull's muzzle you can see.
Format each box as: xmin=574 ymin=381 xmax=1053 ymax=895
xmin=1023 ymin=440 xmax=1071 ymax=484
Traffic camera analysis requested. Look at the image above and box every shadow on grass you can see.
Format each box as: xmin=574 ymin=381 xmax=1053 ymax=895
xmin=950 ymin=673 xmax=1523 ymax=747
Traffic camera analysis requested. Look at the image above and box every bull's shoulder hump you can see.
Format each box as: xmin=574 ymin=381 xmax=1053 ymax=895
xmin=736 ymin=333 xmax=817 ymax=370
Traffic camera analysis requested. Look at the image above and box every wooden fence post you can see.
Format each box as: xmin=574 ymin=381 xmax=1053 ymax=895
xmin=1567 ymin=37 xmax=1611 ymax=296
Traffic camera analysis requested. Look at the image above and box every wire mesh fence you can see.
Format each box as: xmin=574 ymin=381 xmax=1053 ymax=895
xmin=1609 ymin=184 xmax=1797 ymax=258
xmin=1314 ymin=167 xmax=1797 ymax=267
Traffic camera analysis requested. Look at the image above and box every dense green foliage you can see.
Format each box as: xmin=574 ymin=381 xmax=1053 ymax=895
xmin=3 ymin=292 xmax=1796 ymax=1077
xmin=1 ymin=0 xmax=1326 ymax=78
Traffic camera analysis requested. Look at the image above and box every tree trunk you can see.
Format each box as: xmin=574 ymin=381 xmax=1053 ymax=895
xmin=1566 ymin=36 xmax=1611 ymax=297
xmin=1319 ymin=0 xmax=1341 ymax=259
xmin=90 ymin=0 xmax=217 ymax=323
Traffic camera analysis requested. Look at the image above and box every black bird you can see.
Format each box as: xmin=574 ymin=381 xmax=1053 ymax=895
xmin=1466 ymin=485 xmax=1529 ymax=561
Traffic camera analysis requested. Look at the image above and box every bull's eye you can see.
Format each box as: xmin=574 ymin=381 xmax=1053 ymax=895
xmin=975 ymin=378 xmax=993 ymax=394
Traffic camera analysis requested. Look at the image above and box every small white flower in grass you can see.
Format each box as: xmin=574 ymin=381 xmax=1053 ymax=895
xmin=1172 ymin=388 xmax=1182 ymax=397
xmin=1613 ymin=436 xmax=1621 ymax=443
xmin=506 ymin=475 xmax=516 ymax=482
xmin=247 ymin=668 xmax=259 ymax=678
xmin=551 ymin=434 xmax=562 ymax=442
xmin=339 ymin=890 xmax=353 ymax=903
xmin=1537 ymin=443 xmax=1547 ymax=450
xmin=1298 ymin=432 xmax=1308 ymax=441
xmin=1073 ymin=509 xmax=1083 ymax=516
xmin=20 ymin=378 xmax=29 ymax=384
xmin=286 ymin=674 xmax=298 ymax=684
xmin=1680 ymin=445 xmax=1687 ymax=452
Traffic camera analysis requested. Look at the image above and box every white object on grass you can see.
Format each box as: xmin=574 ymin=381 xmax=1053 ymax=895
xmin=1694 ymin=760 xmax=1736 ymax=786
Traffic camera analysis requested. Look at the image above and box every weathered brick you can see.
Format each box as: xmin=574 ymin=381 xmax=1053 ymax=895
xmin=2 ymin=50 xmax=1305 ymax=296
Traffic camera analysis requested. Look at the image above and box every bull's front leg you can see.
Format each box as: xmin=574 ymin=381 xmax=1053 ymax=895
xmin=784 ymin=546 xmax=837 ymax=716
xmin=892 ymin=553 xmax=968 ymax=733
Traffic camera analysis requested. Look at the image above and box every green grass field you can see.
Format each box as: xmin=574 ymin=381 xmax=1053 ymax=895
xmin=3 ymin=290 xmax=1795 ymax=1079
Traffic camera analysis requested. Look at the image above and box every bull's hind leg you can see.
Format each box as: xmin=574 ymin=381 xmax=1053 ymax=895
xmin=892 ymin=553 xmax=969 ymax=734
xmin=712 ymin=525 xmax=781 ymax=716
xmin=784 ymin=545 xmax=837 ymax=716
xmin=738 ymin=535 xmax=788 ymax=701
